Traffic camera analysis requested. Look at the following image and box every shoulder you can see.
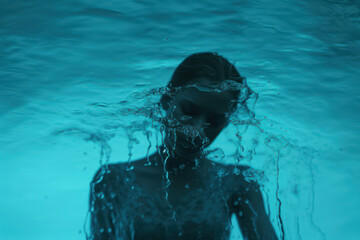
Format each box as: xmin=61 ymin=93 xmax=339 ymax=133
xmin=206 ymin=159 xmax=254 ymax=180
xmin=90 ymin=162 xmax=131 ymax=195
xmin=91 ymin=163 xmax=124 ymax=182
xmin=207 ymin=160 xmax=264 ymax=193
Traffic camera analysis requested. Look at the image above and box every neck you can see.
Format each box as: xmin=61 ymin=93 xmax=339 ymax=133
xmin=155 ymin=145 xmax=204 ymax=173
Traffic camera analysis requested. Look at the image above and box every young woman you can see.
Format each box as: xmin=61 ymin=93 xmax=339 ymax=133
xmin=89 ymin=52 xmax=278 ymax=240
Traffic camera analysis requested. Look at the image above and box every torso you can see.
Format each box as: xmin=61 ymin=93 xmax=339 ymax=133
xmin=91 ymin=155 xmax=251 ymax=240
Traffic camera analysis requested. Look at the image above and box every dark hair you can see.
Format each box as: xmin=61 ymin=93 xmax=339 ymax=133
xmin=161 ymin=52 xmax=246 ymax=110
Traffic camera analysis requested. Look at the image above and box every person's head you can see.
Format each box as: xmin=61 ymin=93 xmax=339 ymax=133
xmin=160 ymin=52 xmax=247 ymax=159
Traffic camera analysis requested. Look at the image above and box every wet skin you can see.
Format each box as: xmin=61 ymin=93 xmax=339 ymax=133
xmin=90 ymin=78 xmax=278 ymax=240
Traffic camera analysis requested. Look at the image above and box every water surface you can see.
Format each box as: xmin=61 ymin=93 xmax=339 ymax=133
xmin=1 ymin=0 xmax=360 ymax=239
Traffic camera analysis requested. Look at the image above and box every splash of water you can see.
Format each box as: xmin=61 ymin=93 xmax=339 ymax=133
xmin=54 ymin=81 xmax=325 ymax=239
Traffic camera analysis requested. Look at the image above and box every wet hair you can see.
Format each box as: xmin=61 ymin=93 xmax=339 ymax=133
xmin=161 ymin=52 xmax=246 ymax=110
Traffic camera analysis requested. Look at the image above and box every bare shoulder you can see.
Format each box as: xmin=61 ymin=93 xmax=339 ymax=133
xmin=91 ymin=162 xmax=127 ymax=183
xmin=90 ymin=157 xmax=153 ymax=187
xmin=90 ymin=162 xmax=134 ymax=196
xmin=206 ymin=160 xmax=264 ymax=195
xmin=206 ymin=160 xmax=254 ymax=180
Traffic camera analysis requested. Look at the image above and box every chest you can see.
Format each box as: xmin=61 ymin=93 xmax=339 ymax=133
xmin=130 ymin=186 xmax=231 ymax=240
xmin=115 ymin=174 xmax=232 ymax=239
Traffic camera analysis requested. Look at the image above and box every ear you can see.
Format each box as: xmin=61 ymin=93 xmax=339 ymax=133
xmin=160 ymin=94 xmax=173 ymax=111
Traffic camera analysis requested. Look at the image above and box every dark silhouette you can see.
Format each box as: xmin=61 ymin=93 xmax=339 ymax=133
xmin=89 ymin=52 xmax=278 ymax=240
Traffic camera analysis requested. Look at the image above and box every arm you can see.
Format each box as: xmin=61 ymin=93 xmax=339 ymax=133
xmin=89 ymin=167 xmax=116 ymax=240
xmin=230 ymin=178 xmax=278 ymax=240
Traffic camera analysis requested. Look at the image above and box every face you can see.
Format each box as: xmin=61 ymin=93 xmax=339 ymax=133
xmin=163 ymin=78 xmax=235 ymax=158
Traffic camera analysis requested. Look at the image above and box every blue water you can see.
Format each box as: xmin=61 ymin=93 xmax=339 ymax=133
xmin=1 ymin=0 xmax=360 ymax=239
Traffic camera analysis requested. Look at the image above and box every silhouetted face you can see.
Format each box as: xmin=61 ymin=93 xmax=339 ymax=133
xmin=164 ymin=78 xmax=236 ymax=158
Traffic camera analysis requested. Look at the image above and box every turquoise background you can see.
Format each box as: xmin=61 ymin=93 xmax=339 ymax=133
xmin=1 ymin=0 xmax=359 ymax=239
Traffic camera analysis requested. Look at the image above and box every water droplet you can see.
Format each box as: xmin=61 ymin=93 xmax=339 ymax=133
xmin=97 ymin=192 xmax=105 ymax=199
xmin=264 ymin=135 xmax=288 ymax=151
xmin=233 ymin=168 xmax=241 ymax=175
